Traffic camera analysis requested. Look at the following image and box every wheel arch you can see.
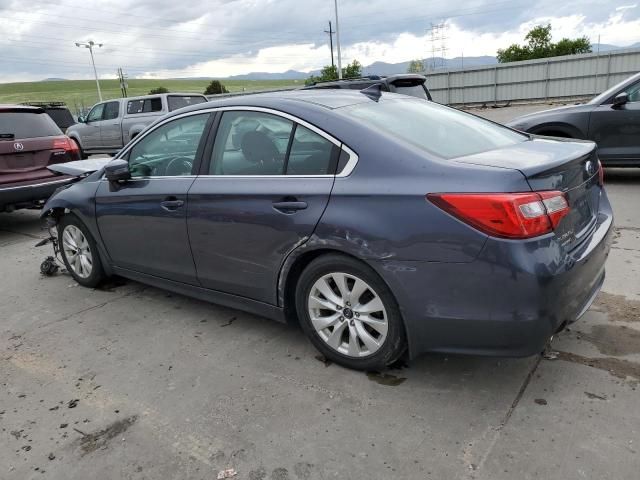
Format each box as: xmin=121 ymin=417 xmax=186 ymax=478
xmin=529 ymin=122 xmax=583 ymax=138
xmin=278 ymin=246 xmax=410 ymax=357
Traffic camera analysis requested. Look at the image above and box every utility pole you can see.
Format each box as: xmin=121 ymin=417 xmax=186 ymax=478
xmin=324 ymin=21 xmax=335 ymax=68
xmin=334 ymin=0 xmax=342 ymax=79
xmin=117 ymin=68 xmax=128 ymax=97
xmin=75 ymin=40 xmax=103 ymax=102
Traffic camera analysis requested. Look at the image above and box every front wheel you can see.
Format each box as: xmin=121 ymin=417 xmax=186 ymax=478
xmin=58 ymin=214 xmax=106 ymax=288
xmin=296 ymin=254 xmax=406 ymax=370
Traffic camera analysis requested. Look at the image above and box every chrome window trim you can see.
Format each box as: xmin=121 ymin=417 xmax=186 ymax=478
xmin=115 ymin=106 xmax=359 ymax=178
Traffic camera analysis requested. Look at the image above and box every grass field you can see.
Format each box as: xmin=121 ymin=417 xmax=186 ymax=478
xmin=0 ymin=78 xmax=301 ymax=114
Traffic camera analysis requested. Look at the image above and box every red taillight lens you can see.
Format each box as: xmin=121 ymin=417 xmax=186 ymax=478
xmin=52 ymin=136 xmax=79 ymax=157
xmin=427 ymin=191 xmax=569 ymax=239
xmin=597 ymin=160 xmax=604 ymax=186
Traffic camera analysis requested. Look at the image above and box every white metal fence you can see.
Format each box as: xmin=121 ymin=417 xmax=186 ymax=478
xmin=425 ymin=47 xmax=640 ymax=105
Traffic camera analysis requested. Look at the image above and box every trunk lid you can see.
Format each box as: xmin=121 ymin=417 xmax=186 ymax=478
xmin=454 ymin=137 xmax=601 ymax=250
xmin=0 ymin=136 xmax=69 ymax=186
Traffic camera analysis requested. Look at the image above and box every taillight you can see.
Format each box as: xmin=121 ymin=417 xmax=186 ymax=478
xmin=427 ymin=191 xmax=570 ymax=239
xmin=597 ymin=160 xmax=604 ymax=186
xmin=52 ymin=136 xmax=79 ymax=157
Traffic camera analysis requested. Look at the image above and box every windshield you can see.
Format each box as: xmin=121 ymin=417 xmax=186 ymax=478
xmin=589 ymin=72 xmax=640 ymax=105
xmin=342 ymin=97 xmax=526 ymax=159
xmin=167 ymin=95 xmax=208 ymax=111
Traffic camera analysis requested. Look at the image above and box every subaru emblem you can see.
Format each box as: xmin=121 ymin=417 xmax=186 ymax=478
xmin=13 ymin=142 xmax=24 ymax=151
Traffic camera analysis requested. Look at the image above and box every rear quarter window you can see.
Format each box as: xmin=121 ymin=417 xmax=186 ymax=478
xmin=0 ymin=111 xmax=62 ymax=139
xmin=343 ymin=98 xmax=526 ymax=159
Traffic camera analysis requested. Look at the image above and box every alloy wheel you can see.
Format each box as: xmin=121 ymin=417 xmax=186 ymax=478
xmin=61 ymin=225 xmax=93 ymax=279
xmin=307 ymin=272 xmax=388 ymax=358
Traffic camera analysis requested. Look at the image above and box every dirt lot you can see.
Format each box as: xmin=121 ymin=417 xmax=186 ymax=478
xmin=1 ymin=106 xmax=639 ymax=479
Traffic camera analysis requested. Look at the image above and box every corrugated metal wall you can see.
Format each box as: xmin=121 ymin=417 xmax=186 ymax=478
xmin=426 ymin=47 xmax=640 ymax=105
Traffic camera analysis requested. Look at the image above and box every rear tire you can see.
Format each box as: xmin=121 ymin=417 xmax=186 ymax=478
xmin=295 ymin=254 xmax=406 ymax=371
xmin=58 ymin=214 xmax=106 ymax=288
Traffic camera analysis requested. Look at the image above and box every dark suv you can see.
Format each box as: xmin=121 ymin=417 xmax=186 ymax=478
xmin=305 ymin=74 xmax=432 ymax=101
xmin=1 ymin=105 xmax=80 ymax=212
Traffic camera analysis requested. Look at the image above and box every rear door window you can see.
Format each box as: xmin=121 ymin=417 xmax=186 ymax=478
xmin=126 ymin=98 xmax=163 ymax=114
xmin=0 ymin=111 xmax=62 ymax=139
xmin=168 ymin=95 xmax=207 ymax=111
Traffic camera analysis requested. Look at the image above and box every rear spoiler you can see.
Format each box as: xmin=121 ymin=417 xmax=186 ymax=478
xmin=47 ymin=158 xmax=113 ymax=176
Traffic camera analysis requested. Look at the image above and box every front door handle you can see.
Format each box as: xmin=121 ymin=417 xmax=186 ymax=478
xmin=160 ymin=197 xmax=184 ymax=211
xmin=273 ymin=201 xmax=308 ymax=213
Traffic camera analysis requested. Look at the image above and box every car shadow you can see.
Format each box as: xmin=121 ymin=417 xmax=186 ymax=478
xmin=604 ymin=167 xmax=640 ymax=183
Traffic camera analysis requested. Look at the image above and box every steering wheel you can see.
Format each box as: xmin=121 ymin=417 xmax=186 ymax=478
xmin=165 ymin=156 xmax=193 ymax=176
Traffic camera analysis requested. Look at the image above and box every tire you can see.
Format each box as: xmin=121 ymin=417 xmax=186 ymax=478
xmin=295 ymin=254 xmax=406 ymax=370
xmin=58 ymin=214 xmax=106 ymax=288
xmin=71 ymin=138 xmax=87 ymax=159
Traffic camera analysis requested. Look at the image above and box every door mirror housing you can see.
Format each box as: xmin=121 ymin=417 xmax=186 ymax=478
xmin=77 ymin=116 xmax=86 ymax=123
xmin=104 ymin=159 xmax=131 ymax=182
xmin=613 ymin=92 xmax=629 ymax=107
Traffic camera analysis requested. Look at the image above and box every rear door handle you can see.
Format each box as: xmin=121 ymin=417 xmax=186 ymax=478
xmin=273 ymin=201 xmax=308 ymax=213
xmin=160 ymin=197 xmax=184 ymax=211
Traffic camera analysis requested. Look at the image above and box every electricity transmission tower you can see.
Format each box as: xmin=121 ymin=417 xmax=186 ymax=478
xmin=426 ymin=22 xmax=448 ymax=71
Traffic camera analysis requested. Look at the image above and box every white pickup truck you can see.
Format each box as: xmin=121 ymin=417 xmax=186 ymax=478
xmin=66 ymin=93 xmax=208 ymax=157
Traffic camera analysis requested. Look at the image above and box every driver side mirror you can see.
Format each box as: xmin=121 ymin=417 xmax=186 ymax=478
xmin=104 ymin=159 xmax=131 ymax=182
xmin=613 ymin=92 xmax=629 ymax=107
xmin=77 ymin=116 xmax=86 ymax=123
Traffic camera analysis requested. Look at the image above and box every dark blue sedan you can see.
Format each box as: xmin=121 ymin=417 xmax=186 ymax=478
xmin=42 ymin=89 xmax=613 ymax=370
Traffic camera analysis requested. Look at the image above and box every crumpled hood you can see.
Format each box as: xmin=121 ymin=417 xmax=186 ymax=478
xmin=47 ymin=157 xmax=113 ymax=176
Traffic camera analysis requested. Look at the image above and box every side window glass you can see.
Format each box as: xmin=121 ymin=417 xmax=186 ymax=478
xmin=87 ymin=104 xmax=104 ymax=122
xmin=143 ymin=98 xmax=163 ymax=113
xmin=286 ymin=125 xmax=337 ymax=175
xmin=127 ymin=114 xmax=210 ymax=178
xmin=626 ymin=82 xmax=640 ymax=103
xmin=127 ymin=100 xmax=144 ymax=114
xmin=210 ymin=111 xmax=293 ymax=175
xmin=103 ymin=102 xmax=120 ymax=120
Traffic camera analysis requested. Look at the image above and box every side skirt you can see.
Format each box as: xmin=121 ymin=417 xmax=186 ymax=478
xmin=112 ymin=266 xmax=286 ymax=323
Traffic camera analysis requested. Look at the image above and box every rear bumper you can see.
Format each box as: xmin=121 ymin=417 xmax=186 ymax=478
xmin=373 ymin=192 xmax=614 ymax=359
xmin=0 ymin=176 xmax=75 ymax=211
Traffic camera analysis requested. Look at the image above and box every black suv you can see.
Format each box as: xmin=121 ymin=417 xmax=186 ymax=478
xmin=20 ymin=102 xmax=76 ymax=131
xmin=305 ymin=74 xmax=432 ymax=101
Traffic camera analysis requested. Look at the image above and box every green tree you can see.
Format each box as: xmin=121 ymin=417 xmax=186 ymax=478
xmin=148 ymin=86 xmax=169 ymax=94
xmin=305 ymin=60 xmax=363 ymax=85
xmin=203 ymin=80 xmax=229 ymax=95
xmin=497 ymin=24 xmax=591 ymax=63
xmin=407 ymin=59 xmax=426 ymax=74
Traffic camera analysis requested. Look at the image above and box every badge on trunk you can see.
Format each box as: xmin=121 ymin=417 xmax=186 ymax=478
xmin=13 ymin=142 xmax=24 ymax=151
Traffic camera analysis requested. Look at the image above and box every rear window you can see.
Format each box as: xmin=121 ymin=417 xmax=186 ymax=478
xmin=0 ymin=111 xmax=62 ymax=139
xmin=167 ymin=95 xmax=207 ymax=111
xmin=127 ymin=98 xmax=163 ymax=115
xmin=343 ymin=98 xmax=526 ymax=159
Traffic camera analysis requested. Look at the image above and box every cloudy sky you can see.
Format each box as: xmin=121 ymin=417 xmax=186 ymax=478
xmin=1 ymin=0 xmax=639 ymax=82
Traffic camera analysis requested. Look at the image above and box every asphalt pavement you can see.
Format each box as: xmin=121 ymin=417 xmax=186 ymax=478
xmin=1 ymin=104 xmax=639 ymax=479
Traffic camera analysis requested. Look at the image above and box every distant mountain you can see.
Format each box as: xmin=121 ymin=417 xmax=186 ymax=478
xmin=226 ymin=70 xmax=308 ymax=80
xmin=42 ymin=77 xmax=68 ymax=81
xmin=363 ymin=56 xmax=497 ymax=75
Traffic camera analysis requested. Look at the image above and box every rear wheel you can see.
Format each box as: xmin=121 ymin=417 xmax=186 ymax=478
xmin=58 ymin=214 xmax=106 ymax=288
xmin=296 ymin=254 xmax=406 ymax=370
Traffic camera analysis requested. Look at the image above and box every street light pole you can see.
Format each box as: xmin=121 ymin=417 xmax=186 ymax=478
xmin=75 ymin=40 xmax=103 ymax=102
xmin=334 ymin=0 xmax=342 ymax=79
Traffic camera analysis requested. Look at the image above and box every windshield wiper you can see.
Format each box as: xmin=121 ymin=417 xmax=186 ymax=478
xmin=0 ymin=133 xmax=15 ymax=140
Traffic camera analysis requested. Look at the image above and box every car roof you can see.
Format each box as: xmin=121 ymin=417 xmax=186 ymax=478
xmin=121 ymin=92 xmax=207 ymax=102
xmin=0 ymin=104 xmax=45 ymax=113
xmin=168 ymin=89 xmax=382 ymax=119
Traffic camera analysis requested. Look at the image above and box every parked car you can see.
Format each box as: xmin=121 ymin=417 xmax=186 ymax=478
xmin=21 ymin=102 xmax=76 ymax=131
xmin=1 ymin=105 xmax=80 ymax=213
xmin=305 ymin=74 xmax=432 ymax=100
xmin=66 ymin=93 xmax=208 ymax=157
xmin=42 ymin=89 xmax=612 ymax=370
xmin=507 ymin=72 xmax=640 ymax=167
